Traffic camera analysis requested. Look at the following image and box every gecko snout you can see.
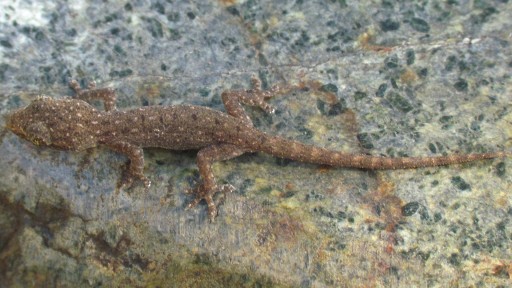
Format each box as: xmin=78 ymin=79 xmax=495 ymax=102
xmin=4 ymin=111 xmax=31 ymax=144
xmin=4 ymin=110 xmax=18 ymax=133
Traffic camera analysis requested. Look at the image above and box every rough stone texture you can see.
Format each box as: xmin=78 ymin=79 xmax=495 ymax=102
xmin=0 ymin=0 xmax=511 ymax=287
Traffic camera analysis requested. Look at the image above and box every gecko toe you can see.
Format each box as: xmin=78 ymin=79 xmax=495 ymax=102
xmin=219 ymin=184 xmax=235 ymax=194
xmin=118 ymin=177 xmax=133 ymax=190
xmin=261 ymin=103 xmax=275 ymax=114
xmin=142 ymin=177 xmax=151 ymax=190
xmin=87 ymin=80 xmax=97 ymax=89
xmin=186 ymin=183 xmax=235 ymax=221
xmin=204 ymin=195 xmax=217 ymax=222
xmin=118 ymin=173 xmax=151 ymax=191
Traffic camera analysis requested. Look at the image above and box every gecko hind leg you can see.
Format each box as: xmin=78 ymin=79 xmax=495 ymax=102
xmin=221 ymin=76 xmax=305 ymax=127
xmin=187 ymin=144 xmax=247 ymax=221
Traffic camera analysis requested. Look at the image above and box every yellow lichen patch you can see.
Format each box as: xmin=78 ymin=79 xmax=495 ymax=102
xmin=495 ymin=190 xmax=511 ymax=208
xmin=499 ymin=112 xmax=512 ymax=140
xmin=270 ymin=188 xmax=282 ymax=197
xmin=253 ymin=177 xmax=270 ymax=189
xmin=269 ymin=16 xmax=279 ymax=28
xmin=136 ymin=82 xmax=162 ymax=104
xmin=306 ymin=115 xmax=329 ymax=138
xmin=357 ymin=28 xmax=394 ymax=52
xmin=278 ymin=197 xmax=301 ymax=210
xmin=400 ymin=68 xmax=419 ymax=85
xmin=357 ymin=29 xmax=375 ymax=49
xmin=287 ymin=11 xmax=306 ymax=21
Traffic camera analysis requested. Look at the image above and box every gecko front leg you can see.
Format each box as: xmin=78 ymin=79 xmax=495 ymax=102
xmin=105 ymin=141 xmax=151 ymax=190
xmin=69 ymin=79 xmax=117 ymax=111
xmin=187 ymin=144 xmax=247 ymax=221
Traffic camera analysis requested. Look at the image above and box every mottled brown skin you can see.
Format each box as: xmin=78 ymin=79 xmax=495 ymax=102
xmin=5 ymin=79 xmax=509 ymax=221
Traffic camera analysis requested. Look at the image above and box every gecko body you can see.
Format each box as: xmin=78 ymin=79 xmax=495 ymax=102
xmin=5 ymin=79 xmax=509 ymax=220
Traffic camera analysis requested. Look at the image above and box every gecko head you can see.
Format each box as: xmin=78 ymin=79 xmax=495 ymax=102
xmin=5 ymin=96 xmax=101 ymax=151
xmin=5 ymin=97 xmax=54 ymax=146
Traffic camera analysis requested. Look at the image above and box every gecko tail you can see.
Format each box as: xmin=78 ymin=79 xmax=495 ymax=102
xmin=253 ymin=132 xmax=509 ymax=170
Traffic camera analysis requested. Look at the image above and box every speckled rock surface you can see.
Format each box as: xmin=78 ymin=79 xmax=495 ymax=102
xmin=0 ymin=1 xmax=511 ymax=287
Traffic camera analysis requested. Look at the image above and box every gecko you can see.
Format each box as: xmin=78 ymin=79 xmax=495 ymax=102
xmin=4 ymin=78 xmax=509 ymax=221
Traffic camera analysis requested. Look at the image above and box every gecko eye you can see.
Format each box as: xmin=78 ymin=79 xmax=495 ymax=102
xmin=26 ymin=122 xmax=52 ymax=146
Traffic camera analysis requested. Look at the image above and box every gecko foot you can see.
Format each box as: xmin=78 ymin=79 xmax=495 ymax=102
xmin=247 ymin=79 xmax=276 ymax=114
xmin=118 ymin=172 xmax=151 ymax=192
xmin=69 ymin=79 xmax=81 ymax=93
xmin=186 ymin=183 xmax=235 ymax=222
